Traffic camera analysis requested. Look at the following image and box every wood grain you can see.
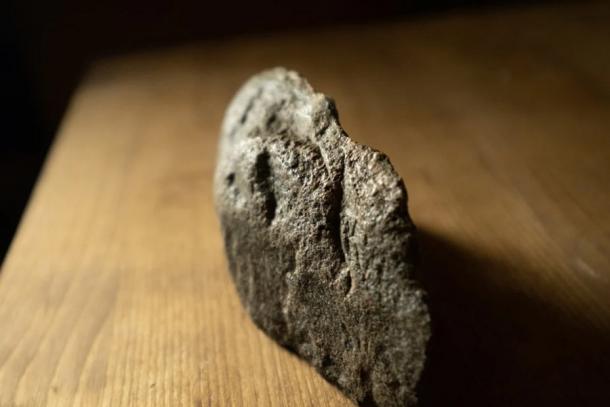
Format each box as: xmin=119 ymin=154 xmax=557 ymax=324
xmin=1 ymin=2 xmax=609 ymax=405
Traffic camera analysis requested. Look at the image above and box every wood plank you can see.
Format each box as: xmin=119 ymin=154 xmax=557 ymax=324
xmin=1 ymin=2 xmax=609 ymax=405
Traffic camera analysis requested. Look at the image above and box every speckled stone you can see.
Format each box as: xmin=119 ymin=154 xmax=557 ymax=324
xmin=214 ymin=68 xmax=430 ymax=406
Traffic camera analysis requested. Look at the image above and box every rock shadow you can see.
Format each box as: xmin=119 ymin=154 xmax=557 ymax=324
xmin=416 ymin=228 xmax=610 ymax=407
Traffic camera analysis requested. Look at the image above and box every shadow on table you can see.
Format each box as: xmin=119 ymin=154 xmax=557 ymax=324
xmin=416 ymin=228 xmax=610 ymax=407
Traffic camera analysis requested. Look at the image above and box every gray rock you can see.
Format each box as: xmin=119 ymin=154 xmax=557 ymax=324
xmin=214 ymin=68 xmax=430 ymax=406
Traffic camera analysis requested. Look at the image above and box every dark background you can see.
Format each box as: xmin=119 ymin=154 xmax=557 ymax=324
xmin=1 ymin=0 xmax=554 ymax=261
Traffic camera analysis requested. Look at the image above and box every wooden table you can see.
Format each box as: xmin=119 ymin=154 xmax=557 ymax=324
xmin=1 ymin=2 xmax=609 ymax=405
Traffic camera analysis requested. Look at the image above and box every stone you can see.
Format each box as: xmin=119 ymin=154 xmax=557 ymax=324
xmin=214 ymin=68 xmax=430 ymax=406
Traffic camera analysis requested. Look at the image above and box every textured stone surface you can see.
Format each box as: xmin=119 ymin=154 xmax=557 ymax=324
xmin=214 ymin=68 xmax=430 ymax=406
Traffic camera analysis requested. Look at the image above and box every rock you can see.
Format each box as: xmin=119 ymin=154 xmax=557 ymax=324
xmin=214 ymin=68 xmax=430 ymax=406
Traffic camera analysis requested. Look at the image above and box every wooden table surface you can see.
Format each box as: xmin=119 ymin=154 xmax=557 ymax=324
xmin=1 ymin=1 xmax=609 ymax=406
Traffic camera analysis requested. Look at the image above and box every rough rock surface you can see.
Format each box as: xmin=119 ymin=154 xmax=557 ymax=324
xmin=214 ymin=68 xmax=430 ymax=406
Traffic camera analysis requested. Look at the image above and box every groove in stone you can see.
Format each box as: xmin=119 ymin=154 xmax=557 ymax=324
xmin=254 ymin=150 xmax=277 ymax=224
